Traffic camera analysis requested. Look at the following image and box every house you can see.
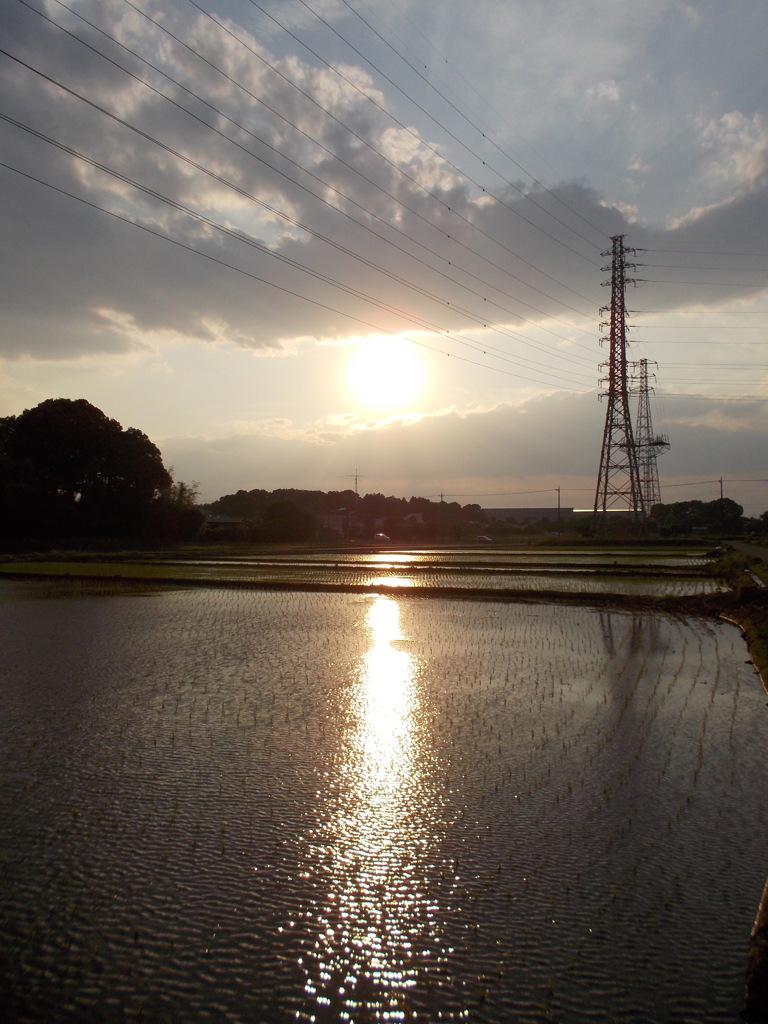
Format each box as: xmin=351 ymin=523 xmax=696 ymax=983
xmin=319 ymin=508 xmax=363 ymax=538
xmin=204 ymin=513 xmax=247 ymax=531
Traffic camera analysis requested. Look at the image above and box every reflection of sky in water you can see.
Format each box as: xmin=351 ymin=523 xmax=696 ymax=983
xmin=296 ymin=596 xmax=452 ymax=1022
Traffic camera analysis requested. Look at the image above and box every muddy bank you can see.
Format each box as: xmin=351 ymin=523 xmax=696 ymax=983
xmin=743 ymin=881 xmax=768 ymax=1023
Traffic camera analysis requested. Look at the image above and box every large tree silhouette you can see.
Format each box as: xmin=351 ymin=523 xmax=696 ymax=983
xmin=1 ymin=398 xmax=175 ymax=541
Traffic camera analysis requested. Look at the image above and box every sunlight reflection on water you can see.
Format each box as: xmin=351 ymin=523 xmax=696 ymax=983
xmin=368 ymin=575 xmax=415 ymax=588
xmin=1 ymin=584 xmax=767 ymax=1021
xmin=366 ymin=554 xmax=420 ymax=566
xmin=296 ymin=596 xmax=454 ymax=1022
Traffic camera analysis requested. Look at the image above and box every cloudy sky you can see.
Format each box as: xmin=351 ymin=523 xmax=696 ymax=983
xmin=1 ymin=0 xmax=767 ymax=513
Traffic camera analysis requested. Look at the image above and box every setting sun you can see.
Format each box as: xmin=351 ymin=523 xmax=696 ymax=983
xmin=346 ymin=337 xmax=427 ymax=409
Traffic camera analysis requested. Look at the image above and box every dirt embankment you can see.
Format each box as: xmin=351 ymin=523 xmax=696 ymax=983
xmin=711 ymin=545 xmax=768 ymax=695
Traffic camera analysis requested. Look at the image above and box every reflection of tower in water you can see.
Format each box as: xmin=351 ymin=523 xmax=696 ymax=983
xmin=295 ymin=596 xmax=452 ymax=1022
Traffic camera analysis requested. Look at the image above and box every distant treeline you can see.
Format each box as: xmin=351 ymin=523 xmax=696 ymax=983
xmin=206 ymin=487 xmax=481 ymax=519
xmin=204 ymin=488 xmax=485 ymax=542
xmin=650 ymin=498 xmax=747 ymax=535
xmin=2 ymin=397 xmax=763 ymax=548
xmin=204 ymin=488 xmax=767 ymax=542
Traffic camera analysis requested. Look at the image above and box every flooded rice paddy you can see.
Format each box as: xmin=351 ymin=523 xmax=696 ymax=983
xmin=1 ymin=561 xmax=767 ymax=1022
xmin=154 ymin=552 xmax=723 ymax=596
xmin=4 ymin=547 xmax=723 ymax=598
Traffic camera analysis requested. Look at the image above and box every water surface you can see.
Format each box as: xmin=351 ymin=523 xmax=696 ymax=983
xmin=0 ymin=581 xmax=766 ymax=1022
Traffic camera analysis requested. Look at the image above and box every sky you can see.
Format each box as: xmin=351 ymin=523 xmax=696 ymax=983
xmin=1 ymin=0 xmax=767 ymax=513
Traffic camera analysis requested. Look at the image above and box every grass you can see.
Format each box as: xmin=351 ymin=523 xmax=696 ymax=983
xmin=709 ymin=547 xmax=768 ymax=692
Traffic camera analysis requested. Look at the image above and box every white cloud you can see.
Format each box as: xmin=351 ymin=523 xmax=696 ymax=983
xmin=586 ymin=80 xmax=620 ymax=104
xmin=695 ymin=110 xmax=768 ymax=189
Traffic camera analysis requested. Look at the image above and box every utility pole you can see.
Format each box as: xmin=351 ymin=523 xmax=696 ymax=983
xmin=593 ymin=235 xmax=644 ymax=529
xmin=634 ymin=358 xmax=669 ymax=514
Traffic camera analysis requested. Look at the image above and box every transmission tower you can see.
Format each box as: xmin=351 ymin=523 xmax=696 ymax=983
xmin=593 ymin=235 xmax=644 ymax=526
xmin=633 ymin=358 xmax=669 ymax=513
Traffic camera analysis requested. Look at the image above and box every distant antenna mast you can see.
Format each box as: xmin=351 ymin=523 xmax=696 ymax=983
xmin=634 ymin=358 xmax=669 ymax=512
xmin=593 ymin=235 xmax=644 ymax=526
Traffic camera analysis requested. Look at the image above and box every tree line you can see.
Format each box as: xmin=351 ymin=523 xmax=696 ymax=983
xmin=205 ymin=488 xmax=484 ymax=543
xmin=2 ymin=398 xmax=765 ymax=547
xmin=650 ymin=498 xmax=750 ymax=536
xmin=0 ymin=398 xmax=203 ymax=545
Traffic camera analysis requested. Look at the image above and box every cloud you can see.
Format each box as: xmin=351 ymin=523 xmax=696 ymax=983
xmin=3 ymin=0 xmax=767 ymax=365
xmin=162 ymin=388 xmax=768 ymax=510
xmin=586 ymin=80 xmax=621 ymax=105
xmin=1 ymin=0 xmax=767 ymax=512
xmin=696 ymin=111 xmax=768 ymax=186
xmin=160 ymin=385 xmax=765 ymax=509
xmin=160 ymin=393 xmax=603 ymax=502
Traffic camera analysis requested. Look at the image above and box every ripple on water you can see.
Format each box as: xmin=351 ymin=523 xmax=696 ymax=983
xmin=0 ymin=582 xmax=765 ymax=1022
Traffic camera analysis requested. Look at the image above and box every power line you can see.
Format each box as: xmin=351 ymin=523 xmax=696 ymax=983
xmin=22 ymin=0 xmax=598 ymax=330
xmin=641 ymin=248 xmax=768 ymax=257
xmin=4 ymin=0 xmax=766 ymax=421
xmin=288 ymin=0 xmax=607 ymax=251
xmin=659 ymin=392 xmax=768 ymax=401
xmin=1 ymin=158 xmax=597 ymax=393
xmin=349 ymin=0 xmax=584 ymax=194
xmin=0 ymin=123 xmax=588 ymax=390
xmin=426 ymin=488 xmax=560 ymax=499
xmin=0 ymin=44 xmax=598 ymax=381
xmin=636 ymin=325 xmax=767 ymax=329
xmin=641 ymin=263 xmax=768 ymax=272
xmin=637 ymin=309 xmax=768 ymax=314
xmin=641 ymin=279 xmax=768 ymax=288
xmin=119 ymin=0 xmax=599 ymax=311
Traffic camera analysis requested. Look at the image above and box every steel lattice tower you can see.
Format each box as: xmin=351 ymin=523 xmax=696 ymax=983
xmin=634 ymin=358 xmax=669 ymax=513
xmin=593 ymin=235 xmax=644 ymax=525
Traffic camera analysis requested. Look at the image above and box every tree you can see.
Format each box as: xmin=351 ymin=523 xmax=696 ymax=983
xmin=252 ymin=499 xmax=318 ymax=543
xmin=650 ymin=497 xmax=744 ymax=536
xmin=1 ymin=398 xmax=178 ymax=542
xmin=207 ymin=488 xmax=270 ymax=518
xmin=150 ymin=481 xmax=206 ymax=542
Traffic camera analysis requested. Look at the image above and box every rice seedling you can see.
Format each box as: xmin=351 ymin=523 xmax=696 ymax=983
xmin=0 ymin=555 xmax=765 ymax=1021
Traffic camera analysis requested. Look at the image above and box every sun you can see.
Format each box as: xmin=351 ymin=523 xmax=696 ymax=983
xmin=346 ymin=338 xmax=427 ymax=409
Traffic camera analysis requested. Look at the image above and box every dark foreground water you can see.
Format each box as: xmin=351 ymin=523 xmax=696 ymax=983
xmin=1 ymin=580 xmax=767 ymax=1022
